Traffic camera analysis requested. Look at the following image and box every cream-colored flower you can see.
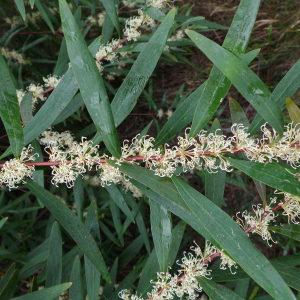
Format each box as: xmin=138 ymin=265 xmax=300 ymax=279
xmin=237 ymin=204 xmax=276 ymax=246
xmin=0 ymin=146 xmax=37 ymax=189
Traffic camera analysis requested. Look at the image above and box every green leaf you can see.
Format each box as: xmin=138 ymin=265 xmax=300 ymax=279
xmin=0 ymin=55 xmax=23 ymax=156
xmin=11 ymin=283 xmax=72 ymax=300
xmin=186 ymin=30 xmax=283 ymax=134
xmin=34 ymin=0 xmax=55 ymax=32
xmin=187 ymin=0 xmax=261 ymax=136
xmin=199 ymin=278 xmax=244 ymax=300
xmin=212 ymin=260 xmax=300 ymax=292
xmin=229 ymin=98 xmax=250 ymax=126
xmin=149 ymin=200 xmax=172 ymax=271
xmin=250 ymin=59 xmax=300 ymax=133
xmin=286 ymin=98 xmax=300 ymax=124
xmin=271 ymin=224 xmax=300 ymax=242
xmin=0 ymin=264 xmax=18 ymax=299
xmin=53 ymin=94 xmax=84 ymax=125
xmin=45 ymin=222 xmax=62 ymax=289
xmin=106 ymin=185 xmax=134 ymax=222
xmin=228 ymin=158 xmax=300 ymax=196
xmin=99 ymin=0 xmax=120 ymax=35
xmin=14 ymin=0 xmax=26 ymax=21
xmin=84 ymin=201 xmax=101 ymax=300
xmin=118 ymin=163 xmax=295 ymax=300
xmin=0 ymin=217 xmax=8 ymax=231
xmin=27 ymin=181 xmax=111 ymax=283
xmin=54 ymin=38 xmax=69 ymax=76
xmin=59 ymin=0 xmax=121 ymax=157
xmin=29 ymin=0 xmax=35 ymax=9
xmin=111 ymin=8 xmax=176 ymax=127
xmin=155 ymin=49 xmax=260 ymax=145
xmin=137 ymin=250 xmax=159 ymax=295
xmin=69 ymin=256 xmax=84 ymax=300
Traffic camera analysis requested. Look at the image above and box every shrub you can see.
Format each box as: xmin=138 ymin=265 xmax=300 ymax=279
xmin=0 ymin=0 xmax=299 ymax=299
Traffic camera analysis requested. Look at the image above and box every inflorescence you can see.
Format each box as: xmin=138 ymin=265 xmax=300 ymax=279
xmin=0 ymin=123 xmax=299 ymax=191
xmin=118 ymin=191 xmax=300 ymax=299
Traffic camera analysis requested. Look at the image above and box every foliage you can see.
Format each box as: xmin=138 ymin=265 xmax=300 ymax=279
xmin=0 ymin=0 xmax=299 ymax=299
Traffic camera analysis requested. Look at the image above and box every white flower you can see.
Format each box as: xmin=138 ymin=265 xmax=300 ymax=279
xmin=237 ymin=204 xmax=276 ymax=246
xmin=146 ymin=0 xmax=170 ymax=9
xmin=43 ymin=75 xmax=61 ymax=89
xmin=40 ymin=130 xmax=74 ymax=147
xmin=281 ymin=193 xmax=300 ymax=224
xmin=28 ymin=83 xmax=45 ymax=105
xmin=16 ymin=89 xmax=25 ymax=104
xmin=166 ymin=109 xmax=173 ymax=119
xmin=218 ymin=250 xmax=237 ymax=274
xmin=0 ymin=47 xmax=28 ymax=64
xmin=0 ymin=146 xmax=37 ymax=189
xmin=157 ymin=108 xmax=164 ymax=119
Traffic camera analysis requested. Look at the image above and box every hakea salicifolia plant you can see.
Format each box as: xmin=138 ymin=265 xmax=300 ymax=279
xmin=119 ymin=192 xmax=300 ymax=300
xmin=14 ymin=0 xmax=182 ymax=109
xmin=0 ymin=122 xmax=299 ymax=191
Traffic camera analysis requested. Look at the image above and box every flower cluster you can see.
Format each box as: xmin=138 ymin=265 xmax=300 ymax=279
xmin=119 ymin=242 xmax=235 ymax=300
xmin=0 ymin=146 xmax=37 ymax=190
xmin=237 ymin=203 xmax=276 ymax=246
xmin=0 ymin=47 xmax=28 ymax=65
xmin=168 ymin=30 xmax=185 ymax=42
xmin=17 ymin=74 xmax=61 ymax=107
xmin=157 ymin=108 xmax=173 ymax=119
xmin=86 ymin=12 xmax=105 ymax=27
xmin=0 ymin=123 xmax=299 ymax=192
xmin=237 ymin=192 xmax=300 ymax=245
xmin=95 ymin=8 xmax=155 ymax=71
xmin=146 ymin=0 xmax=171 ymax=9
xmin=4 ymin=8 xmax=58 ymax=28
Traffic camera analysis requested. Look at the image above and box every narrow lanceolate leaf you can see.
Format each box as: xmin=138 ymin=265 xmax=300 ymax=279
xmin=45 ymin=222 xmax=62 ymax=289
xmin=0 ymin=55 xmax=23 ymax=156
xmin=111 ymin=8 xmax=176 ymax=127
xmin=59 ymin=0 xmax=121 ymax=157
xmin=188 ymin=0 xmax=260 ymax=137
xmin=118 ymin=163 xmax=295 ymax=300
xmin=250 ymin=59 xmax=300 ymax=133
xmin=99 ymin=0 xmax=120 ymax=34
xmin=11 ymin=283 xmax=72 ymax=300
xmin=149 ymin=200 xmax=172 ymax=271
xmin=14 ymin=0 xmax=26 ymax=21
xmin=155 ymin=49 xmax=260 ymax=145
xmin=27 ymin=181 xmax=111 ymax=282
xmin=34 ymin=0 xmax=55 ymax=33
xmin=0 ymin=263 xmax=18 ymax=299
xmin=229 ymin=98 xmax=250 ymax=126
xmin=186 ymin=30 xmax=283 ymax=133
xmin=199 ymin=278 xmax=244 ymax=300
xmin=271 ymin=224 xmax=300 ymax=242
xmin=84 ymin=201 xmax=101 ymax=300
xmin=286 ymin=98 xmax=300 ymax=124
xmin=228 ymin=158 xmax=300 ymax=196
xmin=69 ymin=256 xmax=84 ymax=300
xmin=0 ymin=217 xmax=8 ymax=230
